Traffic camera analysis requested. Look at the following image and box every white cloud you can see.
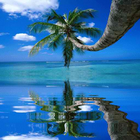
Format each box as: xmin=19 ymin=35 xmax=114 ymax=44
xmin=0 ymin=45 xmax=5 ymax=49
xmin=18 ymin=45 xmax=33 ymax=51
xmin=19 ymin=97 xmax=32 ymax=102
xmin=13 ymin=110 xmax=35 ymax=113
xmin=1 ymin=134 xmax=59 ymax=140
xmin=79 ymin=105 xmax=93 ymax=112
xmin=0 ymin=0 xmax=59 ymax=19
xmin=9 ymin=13 xmax=19 ymax=18
xmin=13 ymin=106 xmax=36 ymax=113
xmin=0 ymin=32 xmax=9 ymax=36
xmin=13 ymin=106 xmax=35 ymax=109
xmin=42 ymin=52 xmax=53 ymax=55
xmin=77 ymin=36 xmax=93 ymax=43
xmin=13 ymin=33 xmax=36 ymax=42
xmin=88 ymin=121 xmax=95 ymax=123
xmin=88 ymin=22 xmax=95 ymax=27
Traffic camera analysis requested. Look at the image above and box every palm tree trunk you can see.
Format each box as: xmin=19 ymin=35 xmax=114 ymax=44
xmin=69 ymin=0 xmax=140 ymax=51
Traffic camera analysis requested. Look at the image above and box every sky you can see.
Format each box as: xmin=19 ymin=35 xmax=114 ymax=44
xmin=0 ymin=0 xmax=139 ymax=62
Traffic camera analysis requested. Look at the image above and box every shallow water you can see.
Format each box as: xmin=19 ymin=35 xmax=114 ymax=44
xmin=0 ymin=61 xmax=140 ymax=140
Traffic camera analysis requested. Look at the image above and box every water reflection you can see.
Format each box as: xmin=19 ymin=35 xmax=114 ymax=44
xmin=28 ymin=81 xmax=140 ymax=139
xmin=29 ymin=81 xmax=102 ymax=137
xmin=2 ymin=134 xmax=59 ymax=140
xmin=94 ymin=98 xmax=140 ymax=140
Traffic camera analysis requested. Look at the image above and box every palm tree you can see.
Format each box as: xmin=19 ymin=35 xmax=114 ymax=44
xmin=29 ymin=8 xmax=100 ymax=67
xmin=69 ymin=0 xmax=140 ymax=51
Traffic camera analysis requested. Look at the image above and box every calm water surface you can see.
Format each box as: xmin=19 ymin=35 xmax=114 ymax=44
xmin=0 ymin=61 xmax=140 ymax=140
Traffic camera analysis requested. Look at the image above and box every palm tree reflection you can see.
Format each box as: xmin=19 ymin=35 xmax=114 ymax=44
xmin=93 ymin=98 xmax=140 ymax=140
xmin=29 ymin=81 xmax=103 ymax=137
xmin=28 ymin=81 xmax=140 ymax=139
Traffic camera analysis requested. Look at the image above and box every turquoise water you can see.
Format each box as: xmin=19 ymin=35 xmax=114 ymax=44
xmin=0 ymin=60 xmax=140 ymax=140
xmin=0 ymin=60 xmax=140 ymax=87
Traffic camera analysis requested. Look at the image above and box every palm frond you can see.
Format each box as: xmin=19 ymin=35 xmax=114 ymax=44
xmin=68 ymin=9 xmax=96 ymax=24
xmin=63 ymin=39 xmax=74 ymax=68
xmin=48 ymin=33 xmax=64 ymax=50
xmin=29 ymin=22 xmax=64 ymax=33
xmin=76 ymin=27 xmax=101 ymax=37
xmin=71 ymin=22 xmax=86 ymax=28
xmin=70 ymin=34 xmax=84 ymax=44
xmin=69 ymin=34 xmax=85 ymax=54
xmin=29 ymin=33 xmax=56 ymax=56
xmin=75 ymin=47 xmax=85 ymax=54
xmin=45 ymin=10 xmax=66 ymax=25
xmin=52 ymin=10 xmax=67 ymax=24
xmin=63 ymin=14 xmax=68 ymax=21
xmin=68 ymin=8 xmax=78 ymax=22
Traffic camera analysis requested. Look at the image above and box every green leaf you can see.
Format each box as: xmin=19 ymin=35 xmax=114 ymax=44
xmin=69 ymin=34 xmax=85 ymax=54
xmin=29 ymin=22 xmax=64 ymax=33
xmin=76 ymin=27 xmax=101 ymax=37
xmin=75 ymin=47 xmax=85 ymax=54
xmin=63 ymin=14 xmax=68 ymax=21
xmin=29 ymin=33 xmax=56 ymax=56
xmin=48 ymin=33 xmax=64 ymax=50
xmin=71 ymin=22 xmax=86 ymax=28
xmin=63 ymin=39 xmax=74 ymax=68
xmin=68 ymin=8 xmax=78 ymax=22
xmin=70 ymin=34 xmax=84 ymax=44
xmin=45 ymin=9 xmax=66 ymax=25
xmin=68 ymin=9 xmax=96 ymax=24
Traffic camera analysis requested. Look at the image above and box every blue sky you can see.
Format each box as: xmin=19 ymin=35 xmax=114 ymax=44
xmin=0 ymin=0 xmax=139 ymax=62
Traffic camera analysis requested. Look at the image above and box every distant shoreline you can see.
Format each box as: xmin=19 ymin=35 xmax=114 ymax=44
xmin=0 ymin=59 xmax=140 ymax=63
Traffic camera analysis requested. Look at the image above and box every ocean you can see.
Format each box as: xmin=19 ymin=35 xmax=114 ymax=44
xmin=0 ymin=60 xmax=140 ymax=140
